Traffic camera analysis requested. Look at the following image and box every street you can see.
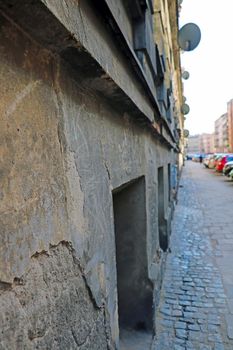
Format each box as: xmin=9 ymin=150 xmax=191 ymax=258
xmin=154 ymin=161 xmax=233 ymax=350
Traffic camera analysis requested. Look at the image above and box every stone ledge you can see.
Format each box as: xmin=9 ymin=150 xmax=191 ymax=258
xmin=0 ymin=0 xmax=177 ymax=149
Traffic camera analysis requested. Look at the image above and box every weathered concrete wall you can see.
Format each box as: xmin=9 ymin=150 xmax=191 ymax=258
xmin=0 ymin=242 xmax=109 ymax=350
xmin=40 ymin=0 xmax=156 ymax=122
xmin=0 ymin=6 xmax=177 ymax=349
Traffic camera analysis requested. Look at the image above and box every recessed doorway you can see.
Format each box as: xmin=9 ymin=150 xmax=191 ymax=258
xmin=112 ymin=177 xmax=153 ymax=349
xmin=158 ymin=167 xmax=168 ymax=251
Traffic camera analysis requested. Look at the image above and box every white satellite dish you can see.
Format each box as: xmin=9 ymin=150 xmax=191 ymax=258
xmin=182 ymin=71 xmax=190 ymax=80
xmin=178 ymin=23 xmax=201 ymax=51
xmin=181 ymin=104 xmax=190 ymax=115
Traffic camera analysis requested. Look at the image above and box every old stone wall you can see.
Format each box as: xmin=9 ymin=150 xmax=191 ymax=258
xmin=0 ymin=242 xmax=109 ymax=350
xmin=0 ymin=3 xmax=177 ymax=349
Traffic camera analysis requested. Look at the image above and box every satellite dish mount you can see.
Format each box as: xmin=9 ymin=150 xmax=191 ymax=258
xmin=178 ymin=23 xmax=201 ymax=52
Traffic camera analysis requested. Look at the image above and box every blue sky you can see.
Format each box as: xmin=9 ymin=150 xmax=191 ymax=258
xmin=180 ymin=0 xmax=233 ymax=135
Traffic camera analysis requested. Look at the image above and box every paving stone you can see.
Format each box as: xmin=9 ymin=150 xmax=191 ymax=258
xmin=208 ymin=325 xmax=220 ymax=333
xmin=166 ymin=299 xmax=178 ymax=305
xmin=208 ymin=334 xmax=223 ymax=343
xmin=208 ymin=317 xmax=221 ymax=326
xmin=173 ymin=305 xmax=183 ymax=311
xmin=185 ymin=306 xmax=198 ymax=312
xmin=174 ymin=345 xmax=185 ymax=350
xmin=186 ymin=291 xmax=196 ymax=296
xmin=197 ymin=319 xmax=206 ymax=324
xmin=214 ymin=344 xmax=225 ymax=350
xmin=179 ymin=295 xmax=192 ymax=301
xmin=214 ymin=298 xmax=226 ymax=304
xmin=175 ymin=321 xmax=187 ymax=330
xmin=183 ymin=277 xmax=193 ymax=282
xmin=160 ymin=307 xmax=172 ymax=316
xmin=202 ymin=303 xmax=214 ymax=308
xmin=183 ymin=312 xmax=194 ymax=319
xmin=192 ymin=302 xmax=205 ymax=308
xmin=159 ymin=319 xmax=174 ymax=328
xmin=179 ymin=300 xmax=191 ymax=306
xmin=200 ymin=325 xmax=208 ymax=332
xmin=175 ymin=329 xmax=187 ymax=340
xmin=186 ymin=341 xmax=196 ymax=349
xmin=172 ymin=309 xmax=183 ymax=317
xmin=189 ymin=330 xmax=205 ymax=341
xmin=187 ymin=324 xmax=200 ymax=331
xmin=174 ymin=337 xmax=186 ymax=345
xmin=164 ymin=293 xmax=177 ymax=300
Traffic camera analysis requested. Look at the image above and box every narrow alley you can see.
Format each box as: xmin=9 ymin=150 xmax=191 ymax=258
xmin=154 ymin=161 xmax=233 ymax=350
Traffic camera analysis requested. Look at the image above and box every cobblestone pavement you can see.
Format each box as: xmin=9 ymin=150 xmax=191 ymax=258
xmin=153 ymin=162 xmax=233 ymax=350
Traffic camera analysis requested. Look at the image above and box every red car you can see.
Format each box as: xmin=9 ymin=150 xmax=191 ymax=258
xmin=216 ymin=154 xmax=233 ymax=172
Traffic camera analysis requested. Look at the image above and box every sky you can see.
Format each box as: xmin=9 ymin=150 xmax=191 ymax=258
xmin=180 ymin=0 xmax=233 ymax=135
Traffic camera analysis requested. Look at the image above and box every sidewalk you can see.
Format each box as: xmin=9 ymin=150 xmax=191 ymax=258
xmin=153 ymin=162 xmax=233 ymax=350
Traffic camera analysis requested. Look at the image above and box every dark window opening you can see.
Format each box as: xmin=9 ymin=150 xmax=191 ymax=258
xmin=168 ymin=164 xmax=171 ymax=202
xmin=112 ymin=177 xmax=153 ymax=349
xmin=133 ymin=6 xmax=157 ymax=79
xmin=158 ymin=167 xmax=168 ymax=251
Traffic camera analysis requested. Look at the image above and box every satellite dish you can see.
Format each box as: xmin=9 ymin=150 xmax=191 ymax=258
xmin=184 ymin=129 xmax=190 ymax=138
xmin=182 ymin=71 xmax=190 ymax=80
xmin=178 ymin=23 xmax=201 ymax=51
xmin=181 ymin=103 xmax=190 ymax=115
xmin=183 ymin=96 xmax=187 ymax=103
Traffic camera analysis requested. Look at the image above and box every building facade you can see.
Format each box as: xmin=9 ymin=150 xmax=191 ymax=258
xmin=215 ymin=113 xmax=229 ymax=153
xmin=0 ymin=1 xmax=183 ymax=348
xmin=199 ymin=133 xmax=215 ymax=154
xmin=187 ymin=135 xmax=201 ymax=154
xmin=227 ymin=99 xmax=233 ymax=153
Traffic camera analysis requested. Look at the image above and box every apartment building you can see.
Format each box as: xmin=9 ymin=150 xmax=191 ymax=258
xmin=215 ymin=113 xmax=229 ymax=152
xmin=199 ymin=133 xmax=215 ymax=154
xmin=227 ymin=99 xmax=233 ymax=153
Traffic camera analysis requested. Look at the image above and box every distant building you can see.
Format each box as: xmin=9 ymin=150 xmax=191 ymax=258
xmin=187 ymin=133 xmax=214 ymax=155
xmin=187 ymin=135 xmax=200 ymax=154
xmin=214 ymin=113 xmax=229 ymax=152
xmin=199 ymin=133 xmax=215 ymax=154
xmin=227 ymin=99 xmax=233 ymax=153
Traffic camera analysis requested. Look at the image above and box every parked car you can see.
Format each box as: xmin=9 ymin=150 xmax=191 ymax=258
xmin=192 ymin=154 xmax=200 ymax=162
xmin=223 ymin=160 xmax=233 ymax=176
xmin=208 ymin=154 xmax=223 ymax=169
xmin=216 ymin=154 xmax=233 ymax=172
xmin=203 ymin=154 xmax=213 ymax=168
xmin=186 ymin=154 xmax=194 ymax=160
xmin=229 ymin=168 xmax=233 ymax=181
